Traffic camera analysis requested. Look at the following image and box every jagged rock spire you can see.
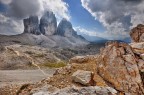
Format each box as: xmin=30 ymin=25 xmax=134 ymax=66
xmin=23 ymin=16 xmax=41 ymax=35
xmin=56 ymin=18 xmax=77 ymax=37
xmin=39 ymin=11 xmax=57 ymax=35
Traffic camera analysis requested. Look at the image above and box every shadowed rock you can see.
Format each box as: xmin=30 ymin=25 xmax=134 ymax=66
xmin=97 ymin=41 xmax=144 ymax=95
xmin=23 ymin=16 xmax=41 ymax=35
xmin=57 ymin=19 xmax=77 ymax=37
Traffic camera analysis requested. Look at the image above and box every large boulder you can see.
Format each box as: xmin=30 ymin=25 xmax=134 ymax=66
xmin=39 ymin=11 xmax=57 ymax=35
xmin=23 ymin=16 xmax=41 ymax=35
xmin=130 ymin=24 xmax=144 ymax=42
xmin=97 ymin=41 xmax=144 ymax=95
xmin=130 ymin=42 xmax=144 ymax=55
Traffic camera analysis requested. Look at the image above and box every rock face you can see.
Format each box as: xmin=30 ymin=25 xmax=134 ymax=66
xmin=130 ymin=24 xmax=144 ymax=42
xmin=72 ymin=70 xmax=94 ymax=86
xmin=39 ymin=11 xmax=57 ymax=35
xmin=33 ymin=86 xmax=117 ymax=95
xmin=130 ymin=42 xmax=144 ymax=73
xmin=23 ymin=12 xmax=84 ymax=41
xmin=23 ymin=16 xmax=41 ymax=35
xmin=57 ymin=19 xmax=77 ymax=37
xmin=97 ymin=41 xmax=144 ymax=95
xmin=130 ymin=42 xmax=144 ymax=55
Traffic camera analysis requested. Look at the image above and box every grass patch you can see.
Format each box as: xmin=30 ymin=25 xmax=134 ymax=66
xmin=40 ymin=61 xmax=67 ymax=68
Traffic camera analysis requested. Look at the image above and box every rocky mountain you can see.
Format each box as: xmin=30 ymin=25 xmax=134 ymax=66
xmin=23 ymin=11 xmax=86 ymax=41
xmin=39 ymin=11 xmax=57 ymax=35
xmin=0 ymin=11 xmax=89 ymax=48
xmin=57 ymin=18 xmax=76 ymax=37
xmin=23 ymin=16 xmax=41 ymax=35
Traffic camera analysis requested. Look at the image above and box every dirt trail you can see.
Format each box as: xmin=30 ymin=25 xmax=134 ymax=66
xmin=0 ymin=69 xmax=55 ymax=88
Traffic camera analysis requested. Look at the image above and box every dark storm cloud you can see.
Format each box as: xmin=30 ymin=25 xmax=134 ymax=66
xmin=81 ymin=0 xmax=144 ymax=40
xmin=121 ymin=0 xmax=142 ymax=2
xmin=8 ymin=0 xmax=41 ymax=19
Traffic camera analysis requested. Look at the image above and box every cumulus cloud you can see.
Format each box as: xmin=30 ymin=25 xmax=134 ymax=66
xmin=74 ymin=26 xmax=129 ymax=40
xmin=81 ymin=0 xmax=144 ymax=39
xmin=0 ymin=0 xmax=12 ymax=5
xmin=0 ymin=0 xmax=70 ymax=35
xmin=6 ymin=0 xmax=70 ymax=20
xmin=0 ymin=14 xmax=23 ymax=35
xmin=41 ymin=0 xmax=70 ymax=20
xmin=8 ymin=0 xmax=41 ymax=19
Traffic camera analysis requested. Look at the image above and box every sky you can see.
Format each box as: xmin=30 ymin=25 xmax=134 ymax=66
xmin=0 ymin=0 xmax=144 ymax=41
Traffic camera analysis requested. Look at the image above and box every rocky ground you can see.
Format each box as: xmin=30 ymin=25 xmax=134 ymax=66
xmin=0 ymin=42 xmax=104 ymax=70
xmin=0 ymin=44 xmax=62 ymax=70
xmin=0 ymin=24 xmax=144 ymax=95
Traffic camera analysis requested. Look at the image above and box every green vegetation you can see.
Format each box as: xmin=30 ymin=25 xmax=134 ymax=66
xmin=40 ymin=61 xmax=67 ymax=68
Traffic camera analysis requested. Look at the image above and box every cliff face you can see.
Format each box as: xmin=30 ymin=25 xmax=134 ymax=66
xmin=97 ymin=41 xmax=144 ymax=95
xmin=56 ymin=19 xmax=86 ymax=41
xmin=23 ymin=16 xmax=41 ymax=35
xmin=39 ymin=11 xmax=57 ymax=36
xmin=56 ymin=18 xmax=76 ymax=37
xmin=21 ymin=11 xmax=89 ymax=48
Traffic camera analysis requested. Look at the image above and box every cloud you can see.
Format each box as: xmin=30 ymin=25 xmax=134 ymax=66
xmin=74 ymin=26 xmax=129 ymax=40
xmin=81 ymin=0 xmax=144 ymax=39
xmin=8 ymin=0 xmax=41 ymax=19
xmin=41 ymin=0 xmax=70 ymax=20
xmin=6 ymin=0 xmax=70 ymax=20
xmin=0 ymin=0 xmax=12 ymax=5
xmin=0 ymin=0 xmax=70 ymax=35
xmin=0 ymin=14 xmax=23 ymax=35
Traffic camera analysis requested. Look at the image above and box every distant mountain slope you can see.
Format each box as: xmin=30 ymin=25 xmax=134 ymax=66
xmin=0 ymin=33 xmax=88 ymax=48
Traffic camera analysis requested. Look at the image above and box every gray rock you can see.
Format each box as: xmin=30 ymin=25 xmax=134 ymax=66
xmin=72 ymin=70 xmax=94 ymax=86
xmin=33 ymin=86 xmax=117 ymax=95
xmin=56 ymin=18 xmax=86 ymax=41
xmin=23 ymin=16 xmax=41 ymax=35
xmin=57 ymin=19 xmax=76 ymax=37
xmin=40 ymin=11 xmax=57 ymax=35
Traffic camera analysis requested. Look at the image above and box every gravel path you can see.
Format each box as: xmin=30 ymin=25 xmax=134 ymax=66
xmin=0 ymin=69 xmax=55 ymax=88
